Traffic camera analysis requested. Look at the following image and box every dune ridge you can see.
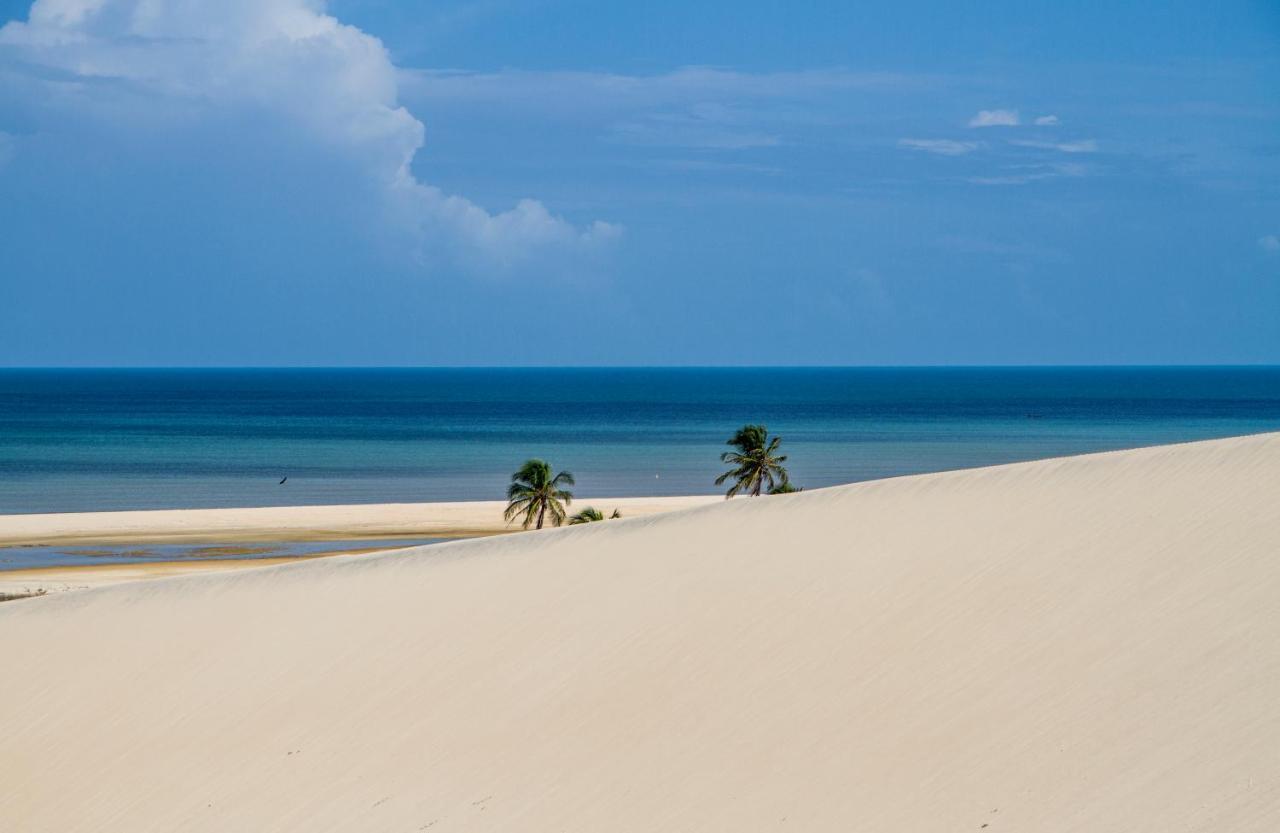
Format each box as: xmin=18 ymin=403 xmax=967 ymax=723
xmin=3 ymin=433 xmax=1279 ymax=832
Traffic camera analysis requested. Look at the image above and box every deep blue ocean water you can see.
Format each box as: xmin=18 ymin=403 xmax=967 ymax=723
xmin=0 ymin=367 xmax=1277 ymax=515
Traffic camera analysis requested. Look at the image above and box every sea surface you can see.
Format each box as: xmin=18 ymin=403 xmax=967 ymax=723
xmin=1 ymin=367 xmax=1278 ymax=515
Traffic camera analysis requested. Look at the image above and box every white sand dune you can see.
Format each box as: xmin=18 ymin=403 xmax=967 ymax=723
xmin=3 ymin=433 xmax=1279 ymax=832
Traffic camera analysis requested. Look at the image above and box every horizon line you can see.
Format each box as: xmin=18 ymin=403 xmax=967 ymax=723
xmin=2 ymin=364 xmax=1279 ymax=371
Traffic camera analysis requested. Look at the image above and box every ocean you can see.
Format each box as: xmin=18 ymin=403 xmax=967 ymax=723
xmin=1 ymin=367 xmax=1278 ymax=515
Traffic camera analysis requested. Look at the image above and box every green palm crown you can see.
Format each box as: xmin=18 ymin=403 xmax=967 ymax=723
xmin=504 ymin=459 xmax=575 ymax=530
xmin=714 ymin=424 xmax=790 ymax=498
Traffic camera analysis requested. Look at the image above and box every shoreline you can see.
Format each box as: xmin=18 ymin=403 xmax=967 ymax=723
xmin=0 ymin=553 xmax=344 ymax=598
xmin=0 ymin=545 xmax=409 ymax=599
xmin=0 ymin=496 xmax=721 ymax=597
xmin=0 ymin=495 xmax=722 ymax=548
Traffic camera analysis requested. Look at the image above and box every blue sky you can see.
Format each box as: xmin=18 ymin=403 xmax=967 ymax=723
xmin=0 ymin=0 xmax=1277 ymax=365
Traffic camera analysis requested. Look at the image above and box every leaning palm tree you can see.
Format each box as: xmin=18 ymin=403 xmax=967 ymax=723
xmin=568 ymin=506 xmax=622 ymax=524
xmin=715 ymin=424 xmax=789 ymax=498
xmin=504 ymin=459 xmax=575 ymax=530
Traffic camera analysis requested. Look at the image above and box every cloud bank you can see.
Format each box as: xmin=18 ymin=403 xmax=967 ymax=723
xmin=0 ymin=0 xmax=617 ymax=275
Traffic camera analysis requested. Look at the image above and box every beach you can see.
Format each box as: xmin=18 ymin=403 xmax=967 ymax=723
xmin=0 ymin=495 xmax=721 ymax=545
xmin=0 ymin=495 xmax=720 ymax=596
xmin=3 ymin=432 xmax=1278 ymax=831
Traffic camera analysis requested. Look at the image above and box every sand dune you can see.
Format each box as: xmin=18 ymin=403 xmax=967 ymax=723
xmin=3 ymin=433 xmax=1279 ymax=832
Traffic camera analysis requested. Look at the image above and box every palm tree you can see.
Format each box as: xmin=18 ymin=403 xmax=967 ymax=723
xmin=715 ymin=424 xmax=789 ymax=498
xmin=505 ymin=459 xmax=575 ymax=529
xmin=769 ymin=480 xmax=802 ymax=494
xmin=568 ymin=507 xmax=622 ymax=524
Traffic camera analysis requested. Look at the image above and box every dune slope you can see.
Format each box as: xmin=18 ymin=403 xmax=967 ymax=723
xmin=3 ymin=434 xmax=1280 ymax=832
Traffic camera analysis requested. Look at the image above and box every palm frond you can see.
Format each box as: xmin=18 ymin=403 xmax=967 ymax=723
xmin=569 ymin=507 xmax=605 ymax=524
xmin=503 ymin=496 xmax=533 ymax=522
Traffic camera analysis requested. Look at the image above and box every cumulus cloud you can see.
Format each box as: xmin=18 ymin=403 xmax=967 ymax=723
xmin=1260 ymin=234 xmax=1280 ymax=253
xmin=967 ymin=109 xmax=1020 ymax=128
xmin=0 ymin=0 xmax=616 ymax=275
xmin=1034 ymin=115 xmax=1060 ymax=126
xmin=1010 ymin=138 xmax=1099 ymax=153
xmin=897 ymin=138 xmax=981 ymax=156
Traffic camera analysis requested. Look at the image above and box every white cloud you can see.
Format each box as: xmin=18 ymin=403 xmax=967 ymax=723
xmin=1260 ymin=234 xmax=1280 ymax=253
xmin=0 ymin=0 xmax=615 ymax=275
xmin=1033 ymin=115 xmax=1060 ymax=126
xmin=1010 ymin=139 xmax=1099 ymax=153
xmin=967 ymin=162 xmax=1089 ymax=186
xmin=897 ymin=138 xmax=981 ymax=156
xmin=967 ymin=109 xmax=1020 ymax=128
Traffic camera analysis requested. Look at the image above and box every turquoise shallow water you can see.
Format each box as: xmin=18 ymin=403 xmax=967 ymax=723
xmin=1 ymin=367 xmax=1277 ymax=514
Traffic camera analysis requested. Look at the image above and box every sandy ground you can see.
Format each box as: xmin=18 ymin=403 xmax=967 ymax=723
xmin=0 ymin=495 xmax=718 ymax=597
xmin=2 ymin=433 xmax=1279 ymax=832
xmin=0 ymin=546 xmax=402 ymax=598
xmin=0 ymin=494 xmax=719 ymax=546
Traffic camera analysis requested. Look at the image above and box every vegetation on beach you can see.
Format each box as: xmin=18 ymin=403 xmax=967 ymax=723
xmin=504 ymin=459 xmax=575 ymax=530
xmin=716 ymin=424 xmax=791 ymax=497
xmin=507 ymin=426 xmax=799 ymax=528
xmin=0 ymin=588 xmax=48 ymax=604
xmin=568 ymin=507 xmax=621 ymax=524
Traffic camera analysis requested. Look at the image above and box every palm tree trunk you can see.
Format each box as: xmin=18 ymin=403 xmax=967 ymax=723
xmin=536 ymin=501 xmax=546 ymax=529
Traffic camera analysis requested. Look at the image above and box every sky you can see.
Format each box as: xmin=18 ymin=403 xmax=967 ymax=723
xmin=0 ymin=0 xmax=1277 ymax=366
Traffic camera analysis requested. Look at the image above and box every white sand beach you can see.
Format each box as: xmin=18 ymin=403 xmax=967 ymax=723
xmin=2 ymin=433 xmax=1279 ymax=831
xmin=0 ymin=494 xmax=721 ymax=546
xmin=0 ymin=495 xmax=721 ymax=597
